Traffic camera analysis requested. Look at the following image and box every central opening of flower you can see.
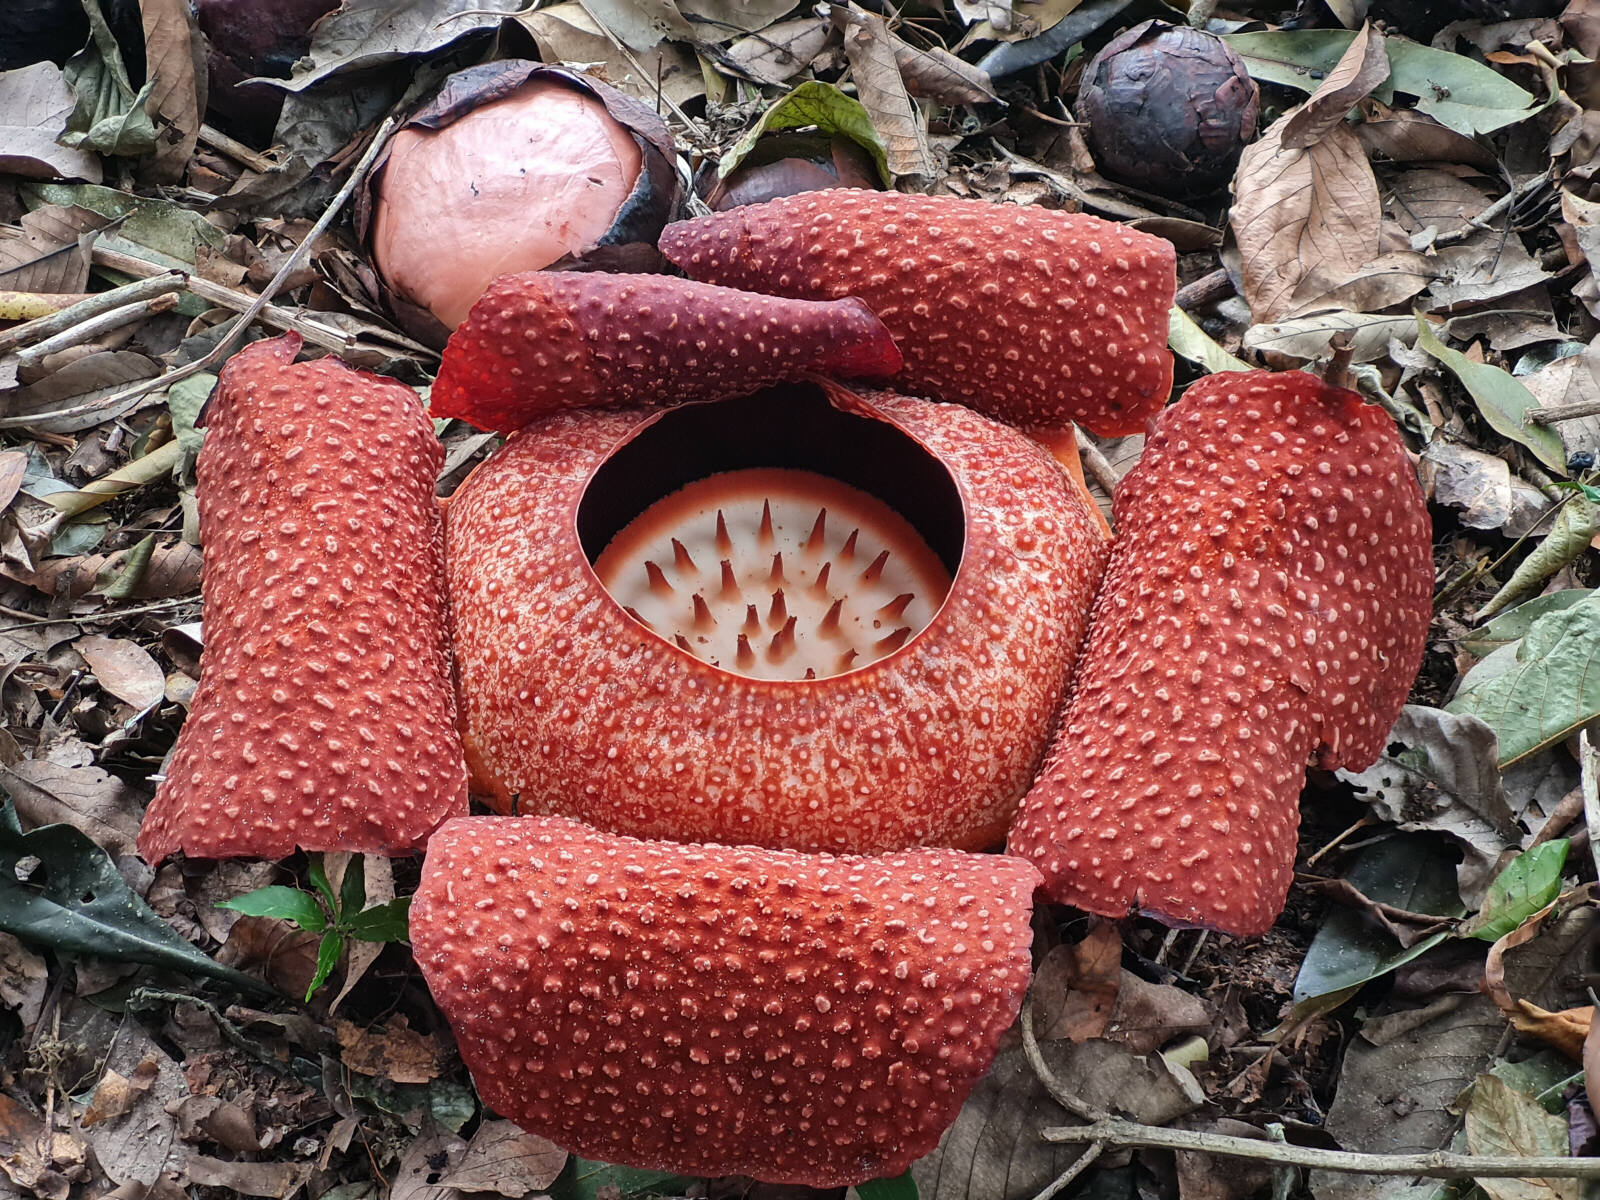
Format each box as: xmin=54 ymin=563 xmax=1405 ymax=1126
xmin=578 ymin=384 xmax=964 ymax=682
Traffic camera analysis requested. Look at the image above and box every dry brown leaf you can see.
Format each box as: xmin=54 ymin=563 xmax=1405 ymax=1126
xmin=724 ymin=17 xmax=832 ymax=85
xmin=0 ymin=933 xmax=48 ymax=1029
xmin=82 ymin=1059 xmax=160 ymax=1127
xmin=2 ymin=536 xmax=202 ymax=600
xmin=1354 ymin=101 xmax=1498 ymax=169
xmin=1510 ymin=1000 xmax=1592 ymax=1061
xmin=139 ymin=0 xmax=203 ymax=183
xmin=328 ymin=854 xmax=394 ymax=1014
xmin=218 ymin=916 xmax=322 ymax=998
xmin=514 ymin=3 xmax=705 ymax=110
xmin=895 ymin=40 xmax=999 ymax=106
xmin=0 ymin=451 xmax=26 ymax=515
xmin=833 ymin=6 xmax=934 ymax=181
xmin=0 ymin=64 xmax=104 ymax=183
xmin=0 ymin=759 xmax=144 ymax=857
xmin=8 ymin=351 xmax=163 ymax=435
xmin=336 ymin=1014 xmax=447 ymax=1084
xmin=185 ymin=1157 xmax=313 ymax=1198
xmin=1231 ymin=118 xmax=1386 ymax=323
xmin=1032 ymin=919 xmax=1122 ymax=1041
xmin=76 ymin=635 xmax=166 ymax=710
xmin=435 ymin=1120 xmax=567 ymax=1195
xmin=0 ymin=205 xmax=110 ymax=295
xmin=1282 ymin=23 xmax=1390 ymax=150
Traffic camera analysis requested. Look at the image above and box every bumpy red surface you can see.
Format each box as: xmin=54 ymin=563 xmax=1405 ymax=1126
xmin=138 ymin=335 xmax=469 ymax=862
xmin=658 ymin=191 xmax=1177 ymax=437
xmin=445 ymin=383 xmax=1108 ymax=853
xmin=428 ymin=271 xmax=903 ymax=434
xmin=410 ymin=816 xmax=1040 ymax=1186
xmin=1007 ymin=372 xmax=1432 ymax=936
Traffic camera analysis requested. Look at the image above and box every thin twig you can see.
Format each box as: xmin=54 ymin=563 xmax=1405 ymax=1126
xmin=196 ymin=123 xmax=283 ymax=175
xmin=1529 ymin=398 xmax=1600 ymax=425
xmin=1043 ymin=1118 xmax=1600 ymax=1178
xmin=14 ymin=295 xmax=179 ymax=369
xmin=1074 ymin=428 xmax=1120 ymax=497
xmin=92 ymin=247 xmax=356 ymax=353
xmin=1020 ymin=991 xmax=1106 ymax=1122
xmin=1031 ymin=1141 xmax=1106 ymax=1200
xmin=0 ymin=273 xmax=185 ymax=355
xmin=1175 ymin=269 xmax=1233 ymax=311
xmin=1433 ymin=173 xmax=1551 ymax=248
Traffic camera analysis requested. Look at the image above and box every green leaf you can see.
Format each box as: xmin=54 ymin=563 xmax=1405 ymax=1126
xmin=308 ymin=856 xmax=338 ymax=914
xmin=1169 ymin=307 xmax=1252 ymax=375
xmin=59 ymin=0 xmax=157 ymax=156
xmin=1464 ymin=589 xmax=1593 ymax=657
xmin=306 ymin=928 xmax=343 ymax=1001
xmin=1448 ymin=594 xmax=1600 ymax=765
xmin=344 ymin=897 xmax=411 ymax=944
xmin=166 ymin=373 xmax=216 ymax=457
xmin=0 ymin=800 xmax=271 ymax=994
xmin=1414 ymin=316 xmax=1567 ymax=474
xmin=1461 ymin=840 xmax=1570 ymax=942
xmin=856 ymin=1171 xmax=919 ymax=1200
xmin=337 ymin=855 xmax=366 ymax=922
xmin=721 ymin=81 xmax=892 ymax=188
xmin=1223 ymin=30 xmax=1539 ymax=135
xmin=549 ymin=1158 xmax=690 ymax=1200
xmin=97 ymin=533 xmax=154 ymax=600
xmin=24 ymin=184 xmax=228 ymax=266
xmin=1291 ymin=835 xmax=1463 ymax=1011
xmin=1475 ymin=496 xmax=1598 ymax=622
xmin=217 ymin=885 xmax=328 ymax=934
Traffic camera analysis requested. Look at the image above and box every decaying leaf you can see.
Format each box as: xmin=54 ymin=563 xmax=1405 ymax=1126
xmin=336 ymin=1014 xmax=447 ymax=1085
xmin=830 ymin=6 xmax=934 ymax=181
xmin=0 ymin=63 xmax=103 ymax=183
xmin=282 ymin=0 xmax=517 ymax=92
xmin=1280 ymin=23 xmax=1389 ymax=150
xmin=1230 ymin=105 xmax=1422 ymax=323
xmin=1464 ymin=1073 xmax=1576 ymax=1200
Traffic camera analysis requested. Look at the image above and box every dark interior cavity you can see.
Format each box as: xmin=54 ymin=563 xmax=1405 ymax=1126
xmin=577 ymin=383 xmax=966 ymax=574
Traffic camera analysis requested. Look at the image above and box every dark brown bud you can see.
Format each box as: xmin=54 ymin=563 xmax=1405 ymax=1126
xmin=702 ymin=133 xmax=881 ymax=211
xmin=1076 ymin=20 xmax=1259 ymax=196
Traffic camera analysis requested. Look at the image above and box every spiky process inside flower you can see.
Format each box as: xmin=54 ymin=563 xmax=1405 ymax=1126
xmin=444 ymin=381 xmax=1108 ymax=853
xmin=427 ymin=271 xmax=903 ymax=435
xmin=1007 ymin=371 xmax=1432 ymax=936
xmin=138 ymin=335 xmax=469 ymax=863
xmin=593 ymin=468 xmax=951 ymax=681
xmin=658 ymin=190 xmax=1177 ymax=437
xmin=409 ymin=816 xmax=1041 ymax=1187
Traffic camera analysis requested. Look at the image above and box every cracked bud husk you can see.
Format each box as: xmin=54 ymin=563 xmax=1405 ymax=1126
xmin=358 ymin=60 xmax=683 ymax=345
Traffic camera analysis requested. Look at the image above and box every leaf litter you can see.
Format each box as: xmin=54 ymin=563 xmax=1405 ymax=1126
xmin=5 ymin=0 xmax=1600 ymax=1197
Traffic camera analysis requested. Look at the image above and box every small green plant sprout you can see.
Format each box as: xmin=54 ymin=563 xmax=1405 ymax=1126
xmin=218 ymin=855 xmax=411 ymax=1001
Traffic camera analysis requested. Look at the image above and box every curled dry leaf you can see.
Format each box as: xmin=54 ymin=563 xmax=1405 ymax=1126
xmin=1032 ymin=921 xmax=1123 ymax=1042
xmin=830 ymin=6 xmax=934 ymax=181
xmin=137 ymin=0 xmax=202 ymax=184
xmin=1232 ymin=116 xmax=1412 ymax=323
xmin=76 ymin=635 xmax=165 ymax=710
xmin=0 ymin=63 xmax=104 ymax=183
xmin=1280 ymin=23 xmax=1390 ymax=150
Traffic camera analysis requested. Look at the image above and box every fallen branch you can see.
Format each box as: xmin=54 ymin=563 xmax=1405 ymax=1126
xmin=1529 ymin=399 xmax=1600 ymax=425
xmin=14 ymin=294 xmax=180 ymax=370
xmin=0 ymin=273 xmax=183 ymax=355
xmin=1043 ymin=1118 xmax=1600 ymax=1179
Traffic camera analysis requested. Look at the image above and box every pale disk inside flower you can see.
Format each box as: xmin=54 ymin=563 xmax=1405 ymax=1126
xmin=371 ymin=79 xmax=643 ymax=329
xmin=594 ymin=468 xmax=952 ymax=681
